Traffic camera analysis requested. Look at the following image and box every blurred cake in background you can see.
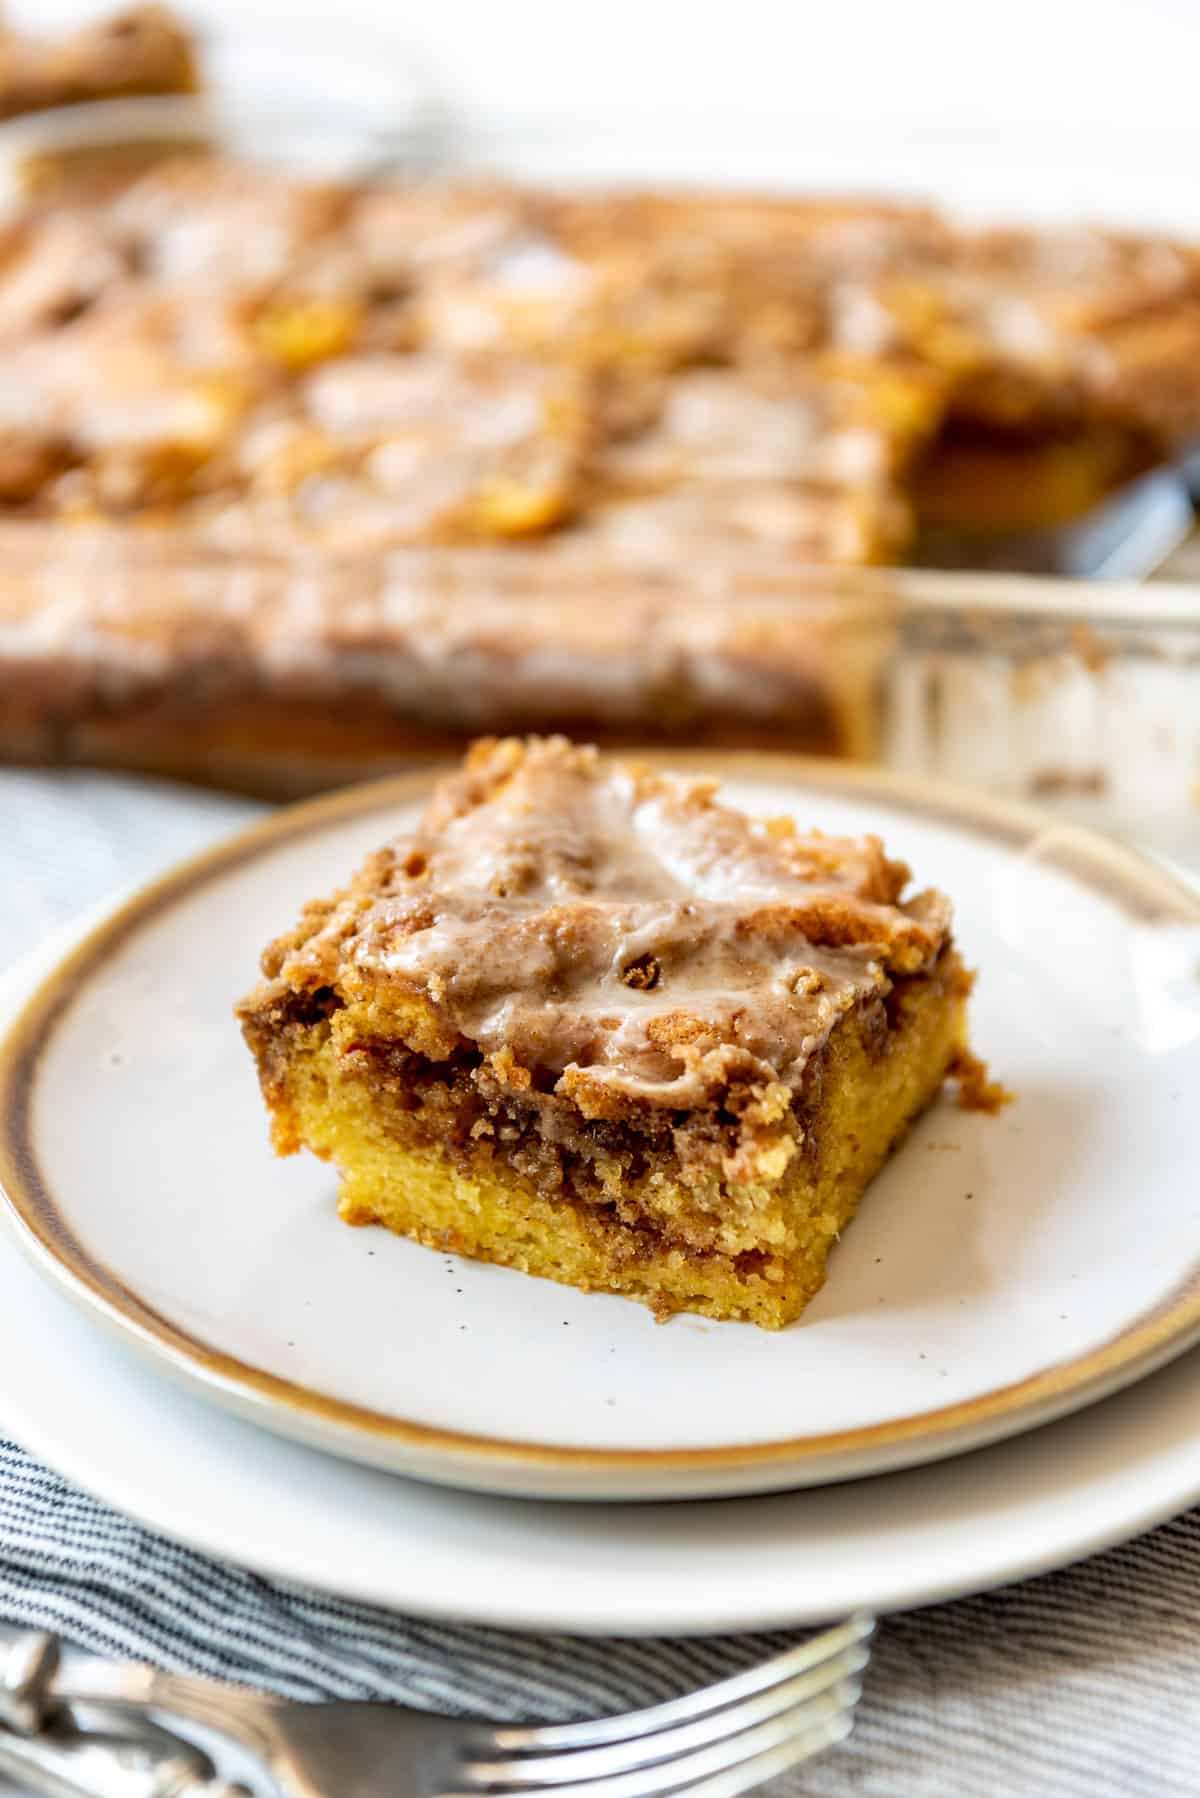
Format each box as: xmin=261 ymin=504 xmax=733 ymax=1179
xmin=0 ymin=4 xmax=202 ymax=193
xmin=0 ymin=5 xmax=197 ymax=120
xmin=0 ymin=156 xmax=1196 ymax=562
xmin=0 ymin=9 xmax=1197 ymax=810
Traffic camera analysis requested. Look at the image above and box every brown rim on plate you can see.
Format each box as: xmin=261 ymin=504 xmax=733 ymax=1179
xmin=2 ymin=751 xmax=1200 ymax=1488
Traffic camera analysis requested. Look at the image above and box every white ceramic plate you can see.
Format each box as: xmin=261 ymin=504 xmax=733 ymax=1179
xmin=3 ymin=924 xmax=1200 ymax=1635
xmin=2 ymin=757 xmax=1200 ymax=1501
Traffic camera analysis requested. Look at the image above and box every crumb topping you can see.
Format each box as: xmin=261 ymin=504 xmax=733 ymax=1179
xmin=260 ymin=736 xmax=953 ymax=1109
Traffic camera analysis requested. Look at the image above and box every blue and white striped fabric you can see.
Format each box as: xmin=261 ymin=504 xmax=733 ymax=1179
xmin=3 ymin=1439 xmax=1200 ymax=1796
xmin=3 ymin=769 xmax=1200 ymax=1796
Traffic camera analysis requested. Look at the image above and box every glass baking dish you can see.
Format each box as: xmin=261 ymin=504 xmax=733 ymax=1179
xmin=3 ymin=532 xmax=1196 ymax=862
xmin=880 ymin=570 xmax=1200 ymax=865
xmin=0 ymin=75 xmax=1196 ymax=869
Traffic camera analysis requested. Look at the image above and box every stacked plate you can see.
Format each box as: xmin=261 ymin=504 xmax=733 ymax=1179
xmin=2 ymin=757 xmax=1200 ymax=1635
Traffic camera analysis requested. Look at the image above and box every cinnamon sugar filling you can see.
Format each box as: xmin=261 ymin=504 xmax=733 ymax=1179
xmin=245 ymin=949 xmax=958 ymax=1263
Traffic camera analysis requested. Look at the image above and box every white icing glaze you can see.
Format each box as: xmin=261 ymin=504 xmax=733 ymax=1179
xmin=278 ymin=739 xmax=950 ymax=1107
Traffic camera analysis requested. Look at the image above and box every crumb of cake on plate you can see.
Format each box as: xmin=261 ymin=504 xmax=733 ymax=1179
xmin=238 ymin=737 xmax=975 ymax=1328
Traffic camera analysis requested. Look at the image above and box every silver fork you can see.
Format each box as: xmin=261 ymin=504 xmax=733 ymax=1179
xmin=0 ymin=1617 xmax=874 ymax=1797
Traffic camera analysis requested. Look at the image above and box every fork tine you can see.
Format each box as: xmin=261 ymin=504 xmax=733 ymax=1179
xmin=454 ymin=1678 xmax=862 ymax=1798
xmin=462 ymin=1645 xmax=869 ymax=1788
xmin=640 ymin=1709 xmax=856 ymax=1798
xmin=486 ymin=1617 xmax=874 ymax=1754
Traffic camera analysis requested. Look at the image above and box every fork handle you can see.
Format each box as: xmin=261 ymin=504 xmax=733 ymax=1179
xmin=54 ymin=1660 xmax=274 ymax=1756
xmin=0 ymin=1718 xmax=243 ymax=1797
xmin=1 ymin=1628 xmax=253 ymax=1797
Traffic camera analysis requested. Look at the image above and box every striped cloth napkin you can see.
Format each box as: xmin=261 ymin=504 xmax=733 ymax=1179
xmin=3 ymin=1438 xmax=1199 ymax=1796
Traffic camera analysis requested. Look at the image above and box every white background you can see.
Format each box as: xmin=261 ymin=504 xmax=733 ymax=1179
xmin=15 ymin=0 xmax=1200 ymax=224
xmin=22 ymin=0 xmax=1199 ymax=134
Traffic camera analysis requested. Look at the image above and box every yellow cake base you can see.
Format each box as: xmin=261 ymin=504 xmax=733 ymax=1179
xmin=911 ymin=428 xmax=1146 ymax=533
xmin=263 ymin=964 xmax=969 ymax=1330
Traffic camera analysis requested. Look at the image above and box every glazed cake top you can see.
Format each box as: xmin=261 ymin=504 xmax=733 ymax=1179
xmin=259 ymin=737 xmax=952 ymax=1112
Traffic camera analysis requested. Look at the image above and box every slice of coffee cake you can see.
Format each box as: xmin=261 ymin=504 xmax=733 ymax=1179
xmin=238 ymin=738 xmax=971 ymax=1327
